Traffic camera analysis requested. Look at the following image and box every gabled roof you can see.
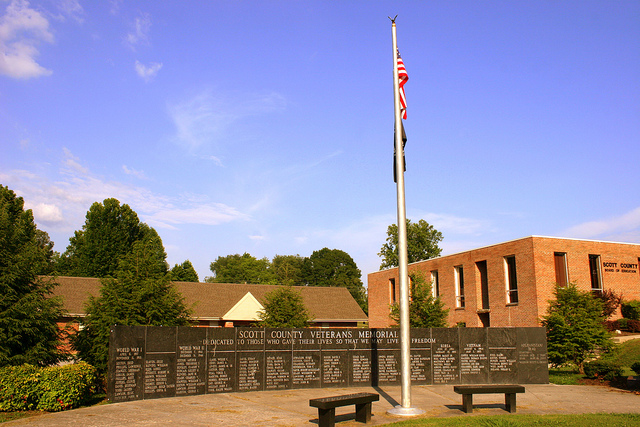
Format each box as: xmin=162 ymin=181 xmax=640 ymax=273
xmin=49 ymin=276 xmax=368 ymax=323
xmin=222 ymin=292 xmax=263 ymax=321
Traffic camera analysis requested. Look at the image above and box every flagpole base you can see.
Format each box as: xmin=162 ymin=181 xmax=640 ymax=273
xmin=387 ymin=405 xmax=425 ymax=416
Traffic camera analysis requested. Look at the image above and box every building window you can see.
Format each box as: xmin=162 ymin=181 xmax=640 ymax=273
xmin=505 ymin=256 xmax=518 ymax=304
xmin=455 ymin=265 xmax=465 ymax=308
xmin=431 ymin=270 xmax=439 ymax=298
xmin=476 ymin=260 xmax=489 ymax=310
xmin=554 ymin=252 xmax=568 ymax=286
xmin=389 ymin=278 xmax=396 ymax=304
xmin=589 ymin=255 xmax=602 ymax=294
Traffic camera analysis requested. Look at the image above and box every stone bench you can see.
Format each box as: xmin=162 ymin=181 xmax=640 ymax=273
xmin=453 ymin=385 xmax=525 ymax=413
xmin=309 ymin=392 xmax=379 ymax=427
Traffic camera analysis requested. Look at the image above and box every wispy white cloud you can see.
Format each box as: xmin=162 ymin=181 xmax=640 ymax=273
xmin=3 ymin=149 xmax=250 ymax=237
xmin=56 ymin=0 xmax=84 ymax=23
xmin=122 ymin=165 xmax=147 ymax=180
xmin=125 ymin=12 xmax=151 ymax=50
xmin=0 ymin=0 xmax=54 ymax=79
xmin=145 ymin=204 xmax=250 ymax=230
xmin=563 ymin=207 xmax=640 ymax=242
xmin=135 ymin=60 xmax=162 ymax=82
xmin=167 ymin=88 xmax=286 ymax=154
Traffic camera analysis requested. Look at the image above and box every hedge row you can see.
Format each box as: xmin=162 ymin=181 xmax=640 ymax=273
xmin=0 ymin=362 xmax=98 ymax=412
xmin=604 ymin=319 xmax=640 ymax=333
xmin=621 ymin=301 xmax=640 ymax=321
xmin=583 ymin=360 xmax=623 ymax=381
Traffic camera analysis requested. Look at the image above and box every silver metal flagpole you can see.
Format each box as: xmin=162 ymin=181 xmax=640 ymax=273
xmin=387 ymin=16 xmax=424 ymax=417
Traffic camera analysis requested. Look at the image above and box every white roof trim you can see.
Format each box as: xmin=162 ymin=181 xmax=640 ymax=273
xmin=222 ymin=292 xmax=264 ymax=322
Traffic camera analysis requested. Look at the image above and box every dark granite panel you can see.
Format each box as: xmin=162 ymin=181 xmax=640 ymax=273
xmin=207 ymin=352 xmax=235 ymax=393
xmin=175 ymin=328 xmax=206 ymax=396
xmin=431 ymin=328 xmax=460 ymax=384
xmin=265 ymin=351 xmax=292 ymax=390
xmin=517 ymin=327 xmax=549 ymax=384
xmin=377 ymin=349 xmax=401 ymax=385
xmin=145 ymin=326 xmax=176 ymax=352
xmin=236 ymin=351 xmax=264 ymax=391
xmin=108 ymin=325 xmax=146 ymax=402
xmin=350 ymin=350 xmax=373 ymax=386
xmin=291 ymin=351 xmax=321 ymax=389
xmin=487 ymin=328 xmax=517 ymax=384
xmin=143 ymin=352 xmax=176 ymax=399
xmin=410 ymin=349 xmax=432 ymax=384
xmin=459 ymin=328 xmax=489 ymax=384
xmin=321 ymin=350 xmax=349 ymax=387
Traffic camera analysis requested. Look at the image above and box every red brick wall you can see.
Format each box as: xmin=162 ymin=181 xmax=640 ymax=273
xmin=368 ymin=236 xmax=640 ymax=328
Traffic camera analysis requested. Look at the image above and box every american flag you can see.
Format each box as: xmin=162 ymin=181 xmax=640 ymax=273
xmin=397 ymin=50 xmax=408 ymax=119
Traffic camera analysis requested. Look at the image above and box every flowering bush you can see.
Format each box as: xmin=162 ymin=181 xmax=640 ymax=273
xmin=0 ymin=362 xmax=97 ymax=412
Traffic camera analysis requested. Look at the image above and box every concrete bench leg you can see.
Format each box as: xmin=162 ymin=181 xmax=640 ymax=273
xmin=355 ymin=402 xmax=372 ymax=423
xmin=462 ymin=394 xmax=473 ymax=413
xmin=318 ymin=407 xmax=336 ymax=427
xmin=505 ymin=393 xmax=517 ymax=413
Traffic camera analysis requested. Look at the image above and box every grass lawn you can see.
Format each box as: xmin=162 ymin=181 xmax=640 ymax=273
xmin=606 ymin=338 xmax=640 ymax=368
xmin=0 ymin=411 xmax=38 ymax=423
xmin=379 ymin=413 xmax=640 ymax=426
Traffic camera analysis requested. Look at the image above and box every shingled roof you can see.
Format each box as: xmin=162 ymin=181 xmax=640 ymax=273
xmin=50 ymin=276 xmax=368 ymax=324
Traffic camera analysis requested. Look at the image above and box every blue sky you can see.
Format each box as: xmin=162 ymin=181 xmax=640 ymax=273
xmin=2 ymin=0 xmax=639 ymax=285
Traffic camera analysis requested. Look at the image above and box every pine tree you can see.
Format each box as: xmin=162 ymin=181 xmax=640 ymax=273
xmin=258 ymin=287 xmax=310 ymax=328
xmin=389 ymin=273 xmax=449 ymax=328
xmin=169 ymin=260 xmax=199 ymax=282
xmin=541 ymin=283 xmax=613 ymax=373
xmin=0 ymin=185 xmax=66 ymax=366
xmin=73 ymin=234 xmax=191 ymax=373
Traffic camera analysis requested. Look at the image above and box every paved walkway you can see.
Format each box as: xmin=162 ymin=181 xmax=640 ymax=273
xmin=5 ymin=383 xmax=640 ymax=427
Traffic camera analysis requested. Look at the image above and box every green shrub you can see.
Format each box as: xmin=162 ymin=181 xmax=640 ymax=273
xmin=0 ymin=362 xmax=98 ymax=412
xmin=37 ymin=362 xmax=98 ymax=411
xmin=627 ymin=319 xmax=640 ymax=333
xmin=631 ymin=361 xmax=640 ymax=376
xmin=621 ymin=300 xmax=640 ymax=320
xmin=604 ymin=319 xmax=621 ymax=331
xmin=616 ymin=318 xmax=629 ymax=330
xmin=0 ymin=365 xmax=41 ymax=411
xmin=583 ymin=360 xmax=623 ymax=381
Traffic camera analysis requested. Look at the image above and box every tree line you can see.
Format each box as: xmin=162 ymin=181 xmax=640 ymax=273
xmin=0 ymin=186 xmax=371 ymax=373
xmin=3 ymin=182 xmax=623 ymax=384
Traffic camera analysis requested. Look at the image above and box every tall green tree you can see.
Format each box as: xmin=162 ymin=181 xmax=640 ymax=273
xmin=207 ymin=253 xmax=274 ymax=284
xmin=541 ymin=283 xmax=613 ymax=373
xmin=306 ymin=248 xmax=367 ymax=314
xmin=73 ymin=234 xmax=191 ymax=374
xmin=258 ymin=287 xmax=310 ymax=328
xmin=0 ymin=185 xmax=66 ymax=366
xmin=378 ymin=219 xmax=443 ymax=270
xmin=389 ymin=273 xmax=449 ymax=327
xmin=58 ymin=198 xmax=162 ymax=278
xmin=271 ymin=254 xmax=305 ymax=286
xmin=169 ymin=260 xmax=199 ymax=282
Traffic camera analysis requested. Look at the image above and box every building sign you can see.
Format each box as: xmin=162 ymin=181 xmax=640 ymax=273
xmin=108 ymin=326 xmax=548 ymax=403
xmin=603 ymin=261 xmax=638 ymax=274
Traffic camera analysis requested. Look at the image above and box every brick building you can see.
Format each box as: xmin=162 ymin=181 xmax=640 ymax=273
xmin=368 ymin=236 xmax=640 ymax=328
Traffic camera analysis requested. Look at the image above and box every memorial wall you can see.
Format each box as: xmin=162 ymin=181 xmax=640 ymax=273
xmin=108 ymin=326 xmax=548 ymax=402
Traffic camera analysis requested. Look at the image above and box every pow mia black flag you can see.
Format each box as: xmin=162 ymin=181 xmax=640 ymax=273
xmin=393 ymin=121 xmax=407 ymax=183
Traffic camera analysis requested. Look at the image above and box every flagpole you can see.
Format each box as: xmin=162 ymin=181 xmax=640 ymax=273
xmin=387 ymin=16 xmax=424 ymax=417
